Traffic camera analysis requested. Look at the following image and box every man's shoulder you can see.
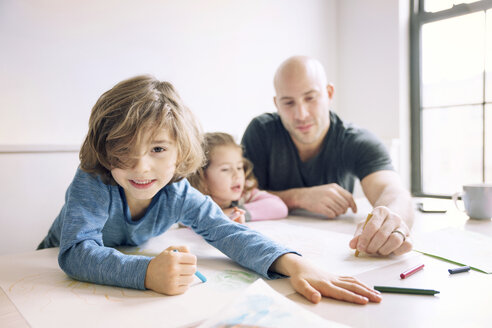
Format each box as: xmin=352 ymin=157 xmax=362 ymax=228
xmin=329 ymin=111 xmax=368 ymax=140
xmin=244 ymin=112 xmax=282 ymax=140
xmin=250 ymin=112 xmax=281 ymax=127
xmin=328 ymin=112 xmax=391 ymax=160
xmin=330 ymin=111 xmax=355 ymax=131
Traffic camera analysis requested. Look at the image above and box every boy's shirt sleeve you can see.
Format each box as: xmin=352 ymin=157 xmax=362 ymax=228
xmin=57 ymin=169 xmax=151 ymax=290
xmin=180 ymin=184 xmax=296 ymax=279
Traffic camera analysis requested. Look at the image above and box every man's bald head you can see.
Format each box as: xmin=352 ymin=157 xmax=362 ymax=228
xmin=272 ymin=56 xmax=333 ymax=158
xmin=273 ymin=56 xmax=328 ymax=94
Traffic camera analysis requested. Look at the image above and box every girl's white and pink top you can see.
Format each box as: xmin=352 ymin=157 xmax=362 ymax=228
xmin=239 ymin=188 xmax=288 ymax=221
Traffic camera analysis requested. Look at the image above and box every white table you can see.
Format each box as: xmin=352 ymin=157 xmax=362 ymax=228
xmin=1 ymin=199 xmax=491 ymax=327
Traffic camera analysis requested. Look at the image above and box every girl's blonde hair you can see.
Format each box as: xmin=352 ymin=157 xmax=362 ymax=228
xmin=80 ymin=75 xmax=204 ymax=185
xmin=188 ymin=132 xmax=257 ymax=195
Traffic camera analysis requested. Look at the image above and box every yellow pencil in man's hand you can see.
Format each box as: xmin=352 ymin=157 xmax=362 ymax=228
xmin=355 ymin=213 xmax=373 ymax=257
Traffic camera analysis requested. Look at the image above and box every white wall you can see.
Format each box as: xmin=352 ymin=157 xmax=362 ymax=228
xmin=0 ymin=0 xmax=337 ymax=145
xmin=336 ymin=0 xmax=411 ymax=188
xmin=0 ymin=151 xmax=80 ymax=253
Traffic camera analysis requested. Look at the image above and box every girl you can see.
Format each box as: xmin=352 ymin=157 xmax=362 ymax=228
xmin=37 ymin=75 xmax=381 ymax=304
xmin=188 ymin=132 xmax=288 ymax=223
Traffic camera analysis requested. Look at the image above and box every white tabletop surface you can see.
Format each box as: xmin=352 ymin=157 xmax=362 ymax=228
xmin=1 ymin=198 xmax=491 ymax=328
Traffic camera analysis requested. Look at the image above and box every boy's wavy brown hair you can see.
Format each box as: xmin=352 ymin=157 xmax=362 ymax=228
xmin=188 ymin=132 xmax=257 ymax=196
xmin=79 ymin=75 xmax=204 ymax=185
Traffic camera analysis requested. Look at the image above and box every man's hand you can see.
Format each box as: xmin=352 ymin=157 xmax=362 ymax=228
xmin=349 ymin=206 xmax=413 ymax=256
xmin=270 ymin=253 xmax=382 ymax=304
xmin=144 ymin=245 xmax=197 ymax=295
xmin=296 ymin=184 xmax=357 ymax=218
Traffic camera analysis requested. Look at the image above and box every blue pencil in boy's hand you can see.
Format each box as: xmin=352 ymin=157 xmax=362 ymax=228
xmin=173 ymin=249 xmax=207 ymax=283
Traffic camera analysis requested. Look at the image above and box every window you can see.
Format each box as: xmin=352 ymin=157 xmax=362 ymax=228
xmin=410 ymin=0 xmax=492 ymax=197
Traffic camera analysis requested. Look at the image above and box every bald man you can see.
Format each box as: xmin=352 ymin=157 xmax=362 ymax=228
xmin=241 ymin=56 xmax=414 ymax=256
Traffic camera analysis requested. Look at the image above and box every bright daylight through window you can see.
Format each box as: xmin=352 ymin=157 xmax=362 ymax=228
xmin=411 ymin=0 xmax=492 ymax=197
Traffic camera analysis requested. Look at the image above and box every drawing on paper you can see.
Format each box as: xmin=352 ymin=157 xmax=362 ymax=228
xmin=197 ymin=279 xmax=346 ymax=328
xmin=211 ymin=270 xmax=258 ymax=291
xmin=8 ymin=269 xmax=157 ymax=306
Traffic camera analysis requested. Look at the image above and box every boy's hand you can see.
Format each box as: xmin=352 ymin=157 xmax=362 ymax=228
xmin=270 ymin=253 xmax=382 ymax=304
xmin=144 ymin=245 xmax=197 ymax=295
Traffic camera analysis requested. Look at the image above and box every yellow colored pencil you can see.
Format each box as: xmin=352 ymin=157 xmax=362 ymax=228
xmin=355 ymin=213 xmax=373 ymax=257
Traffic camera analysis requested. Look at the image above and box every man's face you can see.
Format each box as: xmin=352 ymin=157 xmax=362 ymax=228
xmin=274 ymin=70 xmax=332 ymax=149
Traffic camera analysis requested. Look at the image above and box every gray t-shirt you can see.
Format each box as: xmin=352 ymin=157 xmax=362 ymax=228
xmin=241 ymin=111 xmax=393 ymax=193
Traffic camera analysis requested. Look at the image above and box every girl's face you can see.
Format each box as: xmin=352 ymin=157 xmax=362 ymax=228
xmin=204 ymin=145 xmax=245 ymax=208
xmin=111 ymin=129 xmax=178 ymax=213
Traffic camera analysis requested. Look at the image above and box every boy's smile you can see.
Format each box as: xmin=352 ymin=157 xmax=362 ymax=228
xmin=129 ymin=179 xmax=157 ymax=189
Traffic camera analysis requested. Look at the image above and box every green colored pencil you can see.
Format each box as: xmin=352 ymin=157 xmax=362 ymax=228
xmin=374 ymin=286 xmax=440 ymax=295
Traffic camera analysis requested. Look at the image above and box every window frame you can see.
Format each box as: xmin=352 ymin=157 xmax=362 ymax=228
xmin=410 ymin=0 xmax=492 ymax=198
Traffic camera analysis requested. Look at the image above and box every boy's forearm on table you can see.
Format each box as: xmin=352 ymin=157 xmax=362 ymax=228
xmin=269 ymin=253 xmax=302 ymax=277
xmin=59 ymin=243 xmax=151 ymax=290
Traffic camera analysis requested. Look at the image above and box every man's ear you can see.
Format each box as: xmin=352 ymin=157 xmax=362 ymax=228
xmin=273 ymin=96 xmax=279 ymax=110
xmin=326 ymin=84 xmax=334 ymax=99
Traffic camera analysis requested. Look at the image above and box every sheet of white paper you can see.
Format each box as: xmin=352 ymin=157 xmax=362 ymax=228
xmin=0 ymin=248 xmax=252 ymax=328
xmin=414 ymin=227 xmax=492 ymax=273
xmin=247 ymin=220 xmax=418 ymax=276
xmin=198 ymin=279 xmax=348 ymax=328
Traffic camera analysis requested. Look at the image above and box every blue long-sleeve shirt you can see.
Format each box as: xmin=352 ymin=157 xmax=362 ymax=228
xmin=38 ymin=168 xmax=293 ymax=290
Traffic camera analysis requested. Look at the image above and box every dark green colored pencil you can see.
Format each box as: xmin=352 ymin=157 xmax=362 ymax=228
xmin=374 ymin=286 xmax=440 ymax=295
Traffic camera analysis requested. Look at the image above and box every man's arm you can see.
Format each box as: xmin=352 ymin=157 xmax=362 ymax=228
xmin=270 ymin=184 xmax=357 ymax=218
xmin=361 ymin=170 xmax=413 ymax=227
xmin=350 ymin=170 xmax=414 ymax=256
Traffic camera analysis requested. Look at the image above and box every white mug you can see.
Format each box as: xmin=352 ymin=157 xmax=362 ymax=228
xmin=452 ymin=184 xmax=492 ymax=220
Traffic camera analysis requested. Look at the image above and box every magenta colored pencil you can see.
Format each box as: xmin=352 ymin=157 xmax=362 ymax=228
xmin=400 ymin=264 xmax=425 ymax=279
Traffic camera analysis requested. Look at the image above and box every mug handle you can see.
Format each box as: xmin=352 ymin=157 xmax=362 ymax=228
xmin=452 ymin=192 xmax=465 ymax=212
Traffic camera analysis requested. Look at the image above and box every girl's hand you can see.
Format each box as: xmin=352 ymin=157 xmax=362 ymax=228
xmin=223 ymin=207 xmax=246 ymax=224
xmin=144 ymin=245 xmax=197 ymax=295
xmin=270 ymin=253 xmax=382 ymax=304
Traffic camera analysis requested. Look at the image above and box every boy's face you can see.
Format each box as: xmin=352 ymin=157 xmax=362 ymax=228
xmin=111 ymin=129 xmax=177 ymax=212
xmin=204 ymin=145 xmax=245 ymax=209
